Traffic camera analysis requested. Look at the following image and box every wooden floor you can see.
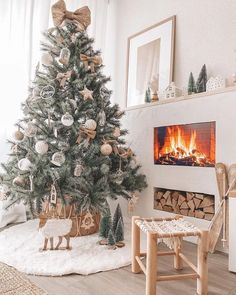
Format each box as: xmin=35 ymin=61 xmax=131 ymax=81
xmin=28 ymin=241 xmax=236 ymax=295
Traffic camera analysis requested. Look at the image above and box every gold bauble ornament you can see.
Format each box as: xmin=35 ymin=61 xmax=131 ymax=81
xmin=13 ymin=130 xmax=24 ymax=141
xmin=100 ymin=143 xmax=112 ymax=156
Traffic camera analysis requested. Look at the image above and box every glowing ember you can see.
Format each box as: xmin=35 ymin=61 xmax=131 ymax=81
xmin=154 ymin=122 xmax=215 ymax=167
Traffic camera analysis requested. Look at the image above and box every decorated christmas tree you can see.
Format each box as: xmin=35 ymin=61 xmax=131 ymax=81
xmin=0 ymin=0 xmax=147 ymax=226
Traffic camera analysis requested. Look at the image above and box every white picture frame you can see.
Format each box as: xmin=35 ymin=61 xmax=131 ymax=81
xmin=126 ymin=16 xmax=176 ymax=107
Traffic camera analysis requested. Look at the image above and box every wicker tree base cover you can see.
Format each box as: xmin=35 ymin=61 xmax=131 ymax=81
xmin=39 ymin=201 xmax=100 ymax=237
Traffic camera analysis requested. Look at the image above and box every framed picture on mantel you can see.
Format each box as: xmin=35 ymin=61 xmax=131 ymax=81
xmin=126 ymin=16 xmax=176 ymax=107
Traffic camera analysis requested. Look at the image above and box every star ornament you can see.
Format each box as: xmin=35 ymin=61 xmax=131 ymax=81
xmin=81 ymin=211 xmax=95 ymax=230
xmin=79 ymin=86 xmax=93 ymax=101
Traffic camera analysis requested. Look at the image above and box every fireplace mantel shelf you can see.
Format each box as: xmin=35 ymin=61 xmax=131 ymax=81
xmin=125 ymin=86 xmax=236 ymax=112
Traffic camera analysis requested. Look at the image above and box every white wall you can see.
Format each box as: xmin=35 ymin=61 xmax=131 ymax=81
xmin=113 ymin=0 xmax=236 ymax=108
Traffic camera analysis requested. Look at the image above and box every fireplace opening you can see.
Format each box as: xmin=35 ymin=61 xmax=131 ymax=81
xmin=154 ymin=122 xmax=215 ymax=167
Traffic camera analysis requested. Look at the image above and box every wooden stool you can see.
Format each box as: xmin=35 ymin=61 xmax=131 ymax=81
xmin=132 ymin=215 xmax=209 ymax=295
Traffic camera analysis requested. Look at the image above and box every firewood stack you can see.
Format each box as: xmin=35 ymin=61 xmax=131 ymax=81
xmin=154 ymin=189 xmax=214 ymax=220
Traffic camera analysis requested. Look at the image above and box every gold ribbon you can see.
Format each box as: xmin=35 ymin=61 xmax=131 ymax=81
xmin=76 ymin=127 xmax=96 ymax=144
xmin=80 ymin=54 xmax=102 ymax=72
xmin=56 ymin=70 xmax=72 ymax=87
xmin=51 ymin=0 xmax=91 ymax=31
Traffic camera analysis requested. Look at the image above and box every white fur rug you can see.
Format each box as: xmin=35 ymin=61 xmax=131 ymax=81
xmin=0 ymin=219 xmax=141 ymax=276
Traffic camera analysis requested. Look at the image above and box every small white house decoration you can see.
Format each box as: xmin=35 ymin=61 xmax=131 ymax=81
xmin=159 ymin=82 xmax=182 ymax=100
xmin=206 ymin=76 xmax=225 ymax=92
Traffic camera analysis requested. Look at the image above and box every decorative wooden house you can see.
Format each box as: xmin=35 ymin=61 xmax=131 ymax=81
xmin=206 ymin=76 xmax=225 ymax=92
xmin=159 ymin=82 xmax=182 ymax=99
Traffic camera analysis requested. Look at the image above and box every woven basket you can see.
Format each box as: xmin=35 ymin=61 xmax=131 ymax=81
xmin=39 ymin=201 xmax=100 ymax=237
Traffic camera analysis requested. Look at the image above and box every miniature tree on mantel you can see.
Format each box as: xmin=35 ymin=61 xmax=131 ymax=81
xmin=196 ymin=64 xmax=207 ymax=93
xmin=0 ymin=0 xmax=147 ymax=223
xmin=188 ymin=72 xmax=197 ymax=95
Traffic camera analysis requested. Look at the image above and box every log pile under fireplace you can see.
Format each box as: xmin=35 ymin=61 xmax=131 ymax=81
xmin=154 ymin=189 xmax=215 ymax=220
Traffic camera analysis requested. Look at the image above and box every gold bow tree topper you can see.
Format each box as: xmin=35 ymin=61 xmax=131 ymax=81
xmin=51 ymin=0 xmax=91 ymax=31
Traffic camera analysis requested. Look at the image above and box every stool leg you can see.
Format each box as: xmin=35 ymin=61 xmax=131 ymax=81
xmin=197 ymin=230 xmax=208 ymax=295
xmin=146 ymin=233 xmax=157 ymax=295
xmin=174 ymin=237 xmax=183 ymax=270
xmin=132 ymin=216 xmax=141 ymax=273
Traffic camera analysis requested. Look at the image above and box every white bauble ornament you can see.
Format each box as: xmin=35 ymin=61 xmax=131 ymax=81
xmin=100 ymin=143 xmax=112 ymax=156
xmin=74 ymin=163 xmax=83 ymax=176
xmin=18 ymin=158 xmax=32 ymax=171
xmin=24 ymin=122 xmax=37 ymax=137
xmin=84 ymin=119 xmax=97 ymax=130
xmin=35 ymin=141 xmax=48 ymax=155
xmin=51 ymin=152 xmax=65 ymax=166
xmin=113 ymin=127 xmax=120 ymax=138
xmin=13 ymin=130 xmax=24 ymax=141
xmin=61 ymin=112 xmax=74 ymax=126
xmin=40 ymin=85 xmax=55 ymax=99
xmin=13 ymin=175 xmax=25 ymax=187
xmin=41 ymin=52 xmax=53 ymax=66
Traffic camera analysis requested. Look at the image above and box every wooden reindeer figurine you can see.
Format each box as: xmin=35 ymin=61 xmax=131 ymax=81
xmin=38 ymin=217 xmax=72 ymax=251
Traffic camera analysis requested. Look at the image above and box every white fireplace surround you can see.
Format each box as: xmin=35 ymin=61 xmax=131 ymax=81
xmin=122 ymin=86 xmax=236 ymax=273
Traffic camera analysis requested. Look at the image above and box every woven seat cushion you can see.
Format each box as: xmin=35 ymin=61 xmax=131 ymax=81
xmin=135 ymin=218 xmax=200 ymax=238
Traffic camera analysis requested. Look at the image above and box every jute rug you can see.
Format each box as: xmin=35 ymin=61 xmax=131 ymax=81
xmin=0 ymin=262 xmax=48 ymax=295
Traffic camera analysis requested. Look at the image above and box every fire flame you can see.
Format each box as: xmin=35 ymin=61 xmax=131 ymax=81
xmin=161 ymin=126 xmax=207 ymax=163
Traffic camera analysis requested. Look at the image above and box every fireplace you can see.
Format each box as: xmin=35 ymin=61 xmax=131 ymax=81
xmin=154 ymin=122 xmax=215 ymax=167
xmin=154 ymin=188 xmax=215 ymax=220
